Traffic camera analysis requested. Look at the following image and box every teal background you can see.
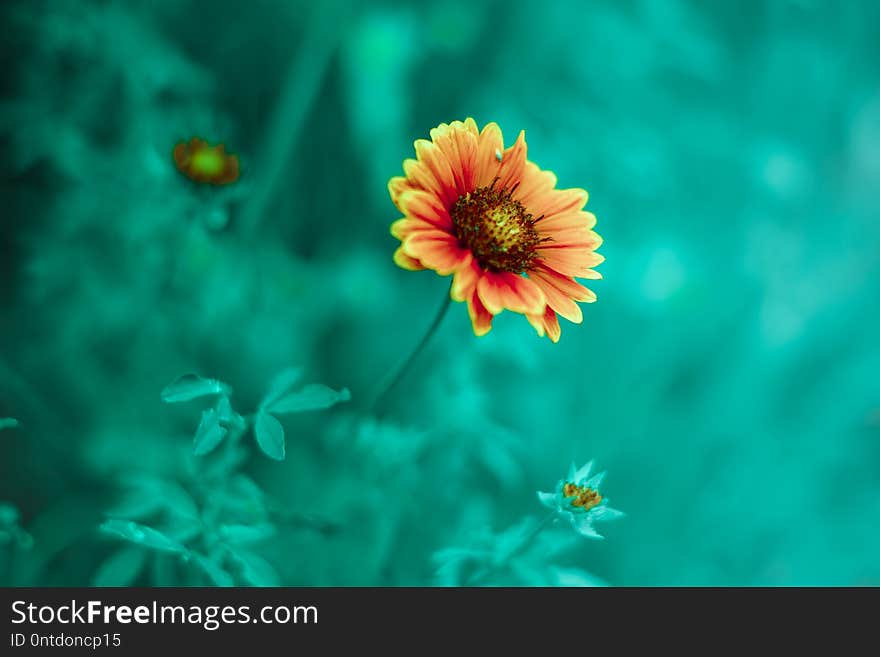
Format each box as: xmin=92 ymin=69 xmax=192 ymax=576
xmin=1 ymin=0 xmax=879 ymax=586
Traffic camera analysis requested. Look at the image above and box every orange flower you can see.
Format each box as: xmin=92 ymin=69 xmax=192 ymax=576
xmin=173 ymin=137 xmax=240 ymax=185
xmin=389 ymin=118 xmax=602 ymax=342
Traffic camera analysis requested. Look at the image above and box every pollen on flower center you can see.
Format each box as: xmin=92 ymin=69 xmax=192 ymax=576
xmin=562 ymin=482 xmax=603 ymax=511
xmin=451 ymin=182 xmax=544 ymax=273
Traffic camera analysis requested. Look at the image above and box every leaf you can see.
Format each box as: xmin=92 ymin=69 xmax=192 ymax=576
xmin=213 ymin=475 xmax=268 ymax=522
xmin=0 ymin=418 xmax=19 ymax=430
xmin=190 ymin=552 xmax=235 ymax=587
xmin=160 ymin=482 xmax=200 ymax=521
xmin=218 ymin=523 xmax=275 ymax=545
xmin=267 ymin=384 xmax=351 ymax=415
xmin=228 ymin=547 xmax=281 ymax=587
xmin=193 ymin=408 xmax=227 ymax=456
xmin=229 ymin=474 xmax=266 ymax=511
xmin=259 ymin=367 xmax=303 ymax=411
xmin=479 ymin=438 xmax=523 ymax=487
xmin=92 ymin=547 xmax=147 ymax=586
xmin=165 ymin=518 xmax=203 ymax=544
xmin=198 ymin=443 xmax=249 ymax=480
xmin=110 ymin=475 xmax=198 ymax=521
xmin=100 ymin=519 xmax=187 ymax=554
xmin=108 ymin=489 xmax=164 ymax=520
xmin=215 ymin=395 xmax=234 ymax=423
xmin=160 ymin=373 xmax=230 ymax=403
xmin=254 ymin=412 xmax=285 ymax=460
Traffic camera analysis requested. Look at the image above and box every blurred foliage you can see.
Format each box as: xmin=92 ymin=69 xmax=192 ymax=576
xmin=1 ymin=0 xmax=879 ymax=585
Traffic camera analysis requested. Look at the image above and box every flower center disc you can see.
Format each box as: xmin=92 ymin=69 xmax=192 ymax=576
xmin=451 ymin=184 xmax=542 ymax=273
xmin=190 ymin=149 xmax=225 ymax=176
xmin=563 ymin=482 xmax=603 ymax=511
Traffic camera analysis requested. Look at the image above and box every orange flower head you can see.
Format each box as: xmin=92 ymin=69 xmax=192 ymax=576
xmin=173 ymin=137 xmax=240 ymax=185
xmin=389 ymin=118 xmax=602 ymax=342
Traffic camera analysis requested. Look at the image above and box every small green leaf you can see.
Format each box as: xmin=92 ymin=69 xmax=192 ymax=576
xmin=259 ymin=367 xmax=303 ymax=410
xmin=254 ymin=412 xmax=284 ymax=461
xmin=228 ymin=547 xmax=280 ymax=586
xmin=160 ymin=374 xmax=230 ymax=403
xmin=215 ymin=395 xmax=234 ymax=423
xmin=110 ymin=476 xmax=198 ymax=521
xmin=215 ymin=396 xmax=246 ymax=432
xmin=218 ymin=523 xmax=275 ymax=545
xmin=254 ymin=412 xmax=285 ymax=460
xmin=229 ymin=475 xmax=266 ymax=509
xmin=160 ymin=482 xmax=200 ymax=521
xmin=108 ymin=490 xmax=164 ymax=520
xmin=267 ymin=384 xmax=351 ymax=415
xmin=193 ymin=408 xmax=227 ymax=456
xmin=190 ymin=552 xmax=235 ymax=587
xmin=92 ymin=547 xmax=147 ymax=586
xmin=100 ymin=519 xmax=187 ymax=554
xmin=165 ymin=519 xmax=203 ymax=544
xmin=0 ymin=418 xmax=19 ymax=431
xmin=214 ymin=475 xmax=268 ymax=520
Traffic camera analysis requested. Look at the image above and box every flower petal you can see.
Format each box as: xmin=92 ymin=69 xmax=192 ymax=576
xmin=388 ymin=175 xmax=416 ymax=210
xmin=528 ymin=270 xmax=584 ymax=324
xmin=574 ymin=461 xmax=594 ymax=484
xmin=397 ymin=189 xmax=453 ymax=230
xmin=390 ymin=218 xmax=438 ymax=240
xmin=584 ymin=471 xmax=606 ymax=489
xmin=533 ymin=306 xmax=562 ymax=343
xmin=496 ymin=129 xmax=527 ymax=191
xmin=531 ymin=187 xmax=589 ymax=220
xmin=403 ymin=231 xmax=469 ymax=275
xmin=402 ymin=158 xmax=454 ymax=209
xmin=536 ymin=247 xmax=604 ymax=279
xmin=571 ymin=514 xmax=604 ymax=540
xmin=533 ymin=265 xmax=597 ymax=303
xmin=515 ymin=161 xmax=558 ymax=208
xmin=474 ymin=122 xmax=504 ymax=186
xmin=466 ymin=289 xmax=493 ymax=336
xmin=477 ymin=271 xmax=545 ymax=315
xmin=592 ymin=505 xmax=625 ymax=522
xmin=413 ymin=138 xmax=460 ymax=208
xmin=525 ymin=312 xmax=546 ymax=337
xmin=536 ymin=491 xmax=558 ymax=510
xmin=429 ymin=120 xmax=478 ymax=196
xmin=393 ymin=246 xmax=424 ymax=271
xmin=539 ymin=230 xmax=603 ymax=252
xmin=451 ymin=253 xmax=481 ymax=302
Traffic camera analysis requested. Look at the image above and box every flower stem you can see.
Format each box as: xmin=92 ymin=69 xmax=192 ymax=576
xmin=466 ymin=513 xmax=556 ymax=586
xmin=238 ymin=1 xmax=350 ymax=236
xmin=515 ymin=513 xmax=556 ymax=556
xmin=369 ymin=283 xmax=453 ymax=415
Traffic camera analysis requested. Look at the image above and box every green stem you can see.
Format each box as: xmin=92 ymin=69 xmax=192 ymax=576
xmin=466 ymin=513 xmax=556 ymax=586
xmin=513 ymin=514 xmax=556 ymax=556
xmin=369 ymin=283 xmax=453 ymax=415
xmin=238 ymin=1 xmax=350 ymax=236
